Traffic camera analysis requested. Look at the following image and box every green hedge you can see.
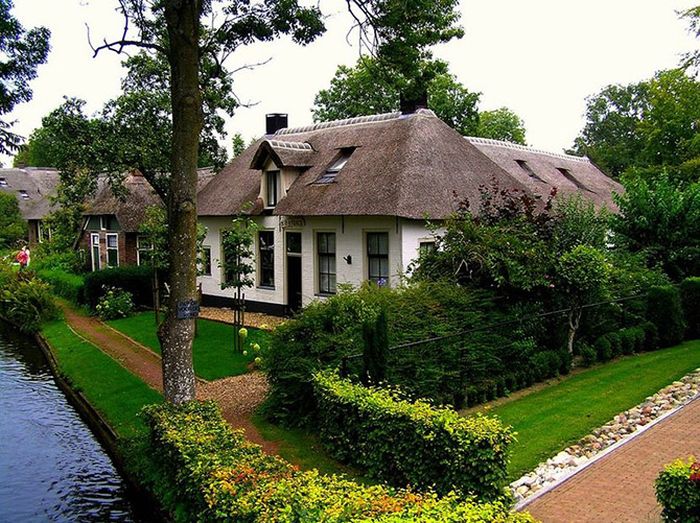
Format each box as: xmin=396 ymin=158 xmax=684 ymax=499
xmin=143 ymin=401 xmax=536 ymax=523
xmin=646 ymin=286 xmax=686 ymax=348
xmin=313 ymin=370 xmax=513 ymax=500
xmin=82 ymin=266 xmax=153 ymax=309
xmin=655 ymin=457 xmax=700 ymax=522
xmin=680 ymin=277 xmax=700 ymax=339
xmin=37 ymin=268 xmax=85 ymax=303
xmin=0 ymin=268 xmax=59 ymax=333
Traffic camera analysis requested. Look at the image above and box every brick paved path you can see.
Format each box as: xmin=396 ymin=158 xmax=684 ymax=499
xmin=524 ymin=397 xmax=700 ymax=523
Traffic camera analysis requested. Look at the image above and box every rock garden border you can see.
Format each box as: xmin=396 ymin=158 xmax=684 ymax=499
xmin=511 ymin=368 xmax=700 ymax=509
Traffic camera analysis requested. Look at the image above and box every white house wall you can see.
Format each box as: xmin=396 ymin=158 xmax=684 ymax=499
xmin=198 ymin=215 xmax=434 ymax=310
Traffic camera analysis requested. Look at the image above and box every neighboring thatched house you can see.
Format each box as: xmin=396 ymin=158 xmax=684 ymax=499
xmin=0 ymin=167 xmax=60 ymax=245
xmin=77 ymin=171 xmax=161 ymax=271
xmin=197 ymin=109 xmax=623 ymax=315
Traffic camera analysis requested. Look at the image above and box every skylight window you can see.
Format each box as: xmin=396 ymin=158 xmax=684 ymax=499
xmin=515 ymin=160 xmax=545 ymax=182
xmin=556 ymin=167 xmax=590 ymax=191
xmin=0 ymin=178 xmax=7 ymax=187
xmin=18 ymin=190 xmax=30 ymax=200
xmin=316 ymin=149 xmax=354 ymax=184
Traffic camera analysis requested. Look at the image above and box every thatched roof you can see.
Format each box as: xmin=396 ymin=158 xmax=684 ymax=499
xmin=0 ymin=167 xmax=60 ymax=220
xmin=84 ymin=171 xmax=162 ymax=232
xmin=198 ymin=110 xmax=621 ymax=219
xmin=465 ymin=137 xmax=623 ymax=210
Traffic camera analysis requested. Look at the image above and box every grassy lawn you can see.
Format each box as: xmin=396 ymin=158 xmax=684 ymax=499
xmin=42 ymin=320 xmax=162 ymax=439
xmin=474 ymin=340 xmax=700 ymax=480
xmin=108 ymin=311 xmax=270 ymax=381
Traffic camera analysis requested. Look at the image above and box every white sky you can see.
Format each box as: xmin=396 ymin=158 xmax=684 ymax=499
xmin=2 ymin=0 xmax=697 ymax=166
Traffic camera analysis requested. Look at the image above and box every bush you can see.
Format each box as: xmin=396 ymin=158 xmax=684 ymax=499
xmin=31 ymin=249 xmax=85 ymax=274
xmin=0 ymin=275 xmax=59 ymax=333
xmin=37 ymin=268 xmax=85 ymax=303
xmin=95 ymin=287 xmax=134 ymax=320
xmin=143 ymin=401 xmax=535 ymax=523
xmin=313 ymin=370 xmax=513 ymax=500
xmin=680 ymin=277 xmax=700 ymax=339
xmin=618 ymin=329 xmax=636 ymax=355
xmin=641 ymin=321 xmax=660 ymax=351
xmin=605 ymin=331 xmax=621 ymax=357
xmin=655 ymin=457 xmax=700 ymax=522
xmin=579 ymin=343 xmax=597 ymax=367
xmin=628 ymin=326 xmax=646 ymax=353
xmin=593 ymin=336 xmax=612 ymax=362
xmin=646 ymin=286 xmax=686 ymax=348
xmin=82 ymin=266 xmax=152 ymax=309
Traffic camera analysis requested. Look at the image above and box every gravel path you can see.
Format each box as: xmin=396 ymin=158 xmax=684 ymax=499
xmin=60 ymin=303 xmax=279 ymax=454
xmin=199 ymin=307 xmax=285 ymax=330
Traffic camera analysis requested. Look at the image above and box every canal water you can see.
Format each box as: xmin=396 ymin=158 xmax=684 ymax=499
xmin=0 ymin=323 xmax=138 ymax=522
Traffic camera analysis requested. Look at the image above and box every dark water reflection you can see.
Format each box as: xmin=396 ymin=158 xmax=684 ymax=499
xmin=0 ymin=323 xmax=136 ymax=522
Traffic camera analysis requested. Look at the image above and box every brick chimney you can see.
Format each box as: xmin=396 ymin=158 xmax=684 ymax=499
xmin=266 ymin=113 xmax=288 ymax=135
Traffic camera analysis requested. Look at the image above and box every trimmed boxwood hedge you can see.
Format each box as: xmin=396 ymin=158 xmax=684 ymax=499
xmin=312 ymin=370 xmax=513 ymax=500
xmin=143 ymin=401 xmax=536 ymax=523
xmin=646 ymin=286 xmax=686 ymax=348
xmin=37 ymin=268 xmax=85 ymax=303
xmin=680 ymin=277 xmax=700 ymax=339
xmin=82 ymin=266 xmax=153 ymax=309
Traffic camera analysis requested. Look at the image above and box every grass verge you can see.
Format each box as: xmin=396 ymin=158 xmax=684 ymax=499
xmin=474 ymin=340 xmax=700 ymax=480
xmin=108 ymin=311 xmax=270 ymax=381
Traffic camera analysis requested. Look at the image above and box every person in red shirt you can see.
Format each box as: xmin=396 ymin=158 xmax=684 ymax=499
xmin=16 ymin=245 xmax=28 ymax=271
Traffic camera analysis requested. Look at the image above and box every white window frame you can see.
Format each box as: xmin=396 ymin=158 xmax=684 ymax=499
xmin=90 ymin=233 xmax=101 ymax=271
xmin=106 ymin=233 xmax=119 ymax=268
xmin=136 ymin=235 xmax=154 ymax=266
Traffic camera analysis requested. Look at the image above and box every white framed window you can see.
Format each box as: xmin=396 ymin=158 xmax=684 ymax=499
xmin=90 ymin=233 xmax=101 ymax=272
xmin=266 ymin=170 xmax=280 ymax=207
xmin=106 ymin=233 xmax=119 ymax=268
xmin=200 ymin=246 xmax=212 ymax=276
xmin=317 ymin=232 xmax=336 ymax=294
xmin=137 ymin=235 xmax=154 ymax=266
xmin=367 ymin=232 xmax=389 ymax=285
xmin=258 ymin=230 xmax=275 ymax=288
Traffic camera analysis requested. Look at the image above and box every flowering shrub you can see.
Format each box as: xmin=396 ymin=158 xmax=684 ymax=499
xmin=0 ymin=273 xmax=59 ymax=333
xmin=142 ymin=401 xmax=536 ymax=523
xmin=313 ymin=370 xmax=514 ymax=500
xmin=655 ymin=456 xmax=700 ymax=522
xmin=95 ymin=287 xmax=134 ymax=320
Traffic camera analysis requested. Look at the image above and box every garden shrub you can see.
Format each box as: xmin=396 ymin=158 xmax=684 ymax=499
xmin=0 ymin=275 xmax=59 ymax=333
xmin=605 ymin=332 xmax=621 ymax=357
xmin=143 ymin=401 xmax=536 ymax=523
xmin=37 ymin=268 xmax=85 ymax=303
xmin=95 ymin=287 xmax=134 ymax=320
xmin=593 ymin=336 xmax=611 ymax=362
xmin=680 ymin=277 xmax=700 ymax=339
xmin=82 ymin=266 xmax=152 ymax=309
xmin=579 ymin=342 xmax=597 ymax=367
xmin=313 ymin=370 xmax=513 ymax=500
xmin=646 ymin=286 xmax=686 ymax=348
xmin=641 ymin=321 xmax=660 ymax=351
xmin=655 ymin=457 xmax=700 ymax=522
xmin=31 ymin=249 xmax=85 ymax=274
xmin=618 ymin=329 xmax=636 ymax=355
xmin=628 ymin=326 xmax=646 ymax=353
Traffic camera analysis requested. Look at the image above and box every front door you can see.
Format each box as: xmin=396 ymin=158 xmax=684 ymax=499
xmin=286 ymin=232 xmax=302 ymax=312
xmin=90 ymin=233 xmax=101 ymax=271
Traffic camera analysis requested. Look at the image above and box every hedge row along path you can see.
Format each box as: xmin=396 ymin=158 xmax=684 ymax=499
xmin=524 ymin=396 xmax=700 ymax=522
xmin=59 ymin=303 xmax=280 ymax=454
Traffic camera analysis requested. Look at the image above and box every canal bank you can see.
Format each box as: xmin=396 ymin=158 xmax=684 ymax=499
xmin=0 ymin=323 xmax=142 ymax=521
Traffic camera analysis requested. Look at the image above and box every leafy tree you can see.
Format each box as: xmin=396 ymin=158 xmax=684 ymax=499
xmin=91 ymin=0 xmax=326 ymax=404
xmin=679 ymin=5 xmax=700 ymax=71
xmin=231 ymin=133 xmax=246 ymax=158
xmin=0 ymin=0 xmax=50 ymax=154
xmin=556 ymin=245 xmax=610 ymax=354
xmin=313 ymin=57 xmax=479 ymax=135
xmin=0 ymin=191 xmax=26 ymax=246
xmin=612 ymin=174 xmax=700 ymax=280
xmin=572 ymin=69 xmax=700 ymax=179
xmin=476 ymin=107 xmax=526 ymax=145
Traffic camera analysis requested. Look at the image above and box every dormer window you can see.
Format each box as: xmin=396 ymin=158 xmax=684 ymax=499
xmin=266 ymin=170 xmax=280 ymax=207
xmin=18 ymin=190 xmax=30 ymax=200
xmin=316 ymin=149 xmax=354 ymax=184
xmin=515 ymin=160 xmax=545 ymax=182
xmin=0 ymin=178 xmax=7 ymax=187
xmin=556 ymin=167 xmax=590 ymax=191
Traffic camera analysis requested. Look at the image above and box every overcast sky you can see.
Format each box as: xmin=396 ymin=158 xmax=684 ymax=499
xmin=2 ymin=0 xmax=697 ymax=166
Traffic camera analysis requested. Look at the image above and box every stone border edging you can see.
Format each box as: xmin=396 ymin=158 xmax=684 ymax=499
xmin=513 ymin=369 xmax=700 ymax=511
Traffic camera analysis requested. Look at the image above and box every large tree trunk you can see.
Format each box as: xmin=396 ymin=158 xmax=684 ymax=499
xmin=567 ymin=308 xmax=582 ymax=355
xmin=158 ymin=0 xmax=202 ymax=404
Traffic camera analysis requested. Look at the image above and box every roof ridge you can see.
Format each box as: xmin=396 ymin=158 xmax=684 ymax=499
xmin=275 ymin=111 xmax=402 ymax=135
xmin=465 ymin=136 xmax=590 ymax=164
xmin=266 ymin=139 xmax=314 ymax=151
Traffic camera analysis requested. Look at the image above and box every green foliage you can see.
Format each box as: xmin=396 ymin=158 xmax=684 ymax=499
xmin=613 ymin=175 xmax=700 ymax=279
xmin=95 ymin=287 xmax=134 ymax=320
xmin=0 ymin=0 xmax=50 ymax=154
xmin=572 ymin=69 xmax=700 ymax=179
xmin=31 ymin=248 xmax=85 ymax=274
xmin=362 ymin=308 xmax=388 ymax=384
xmin=557 ymin=245 xmax=610 ymax=307
xmin=476 ymin=107 xmax=526 ymax=145
xmin=143 ymin=400 xmax=534 ymax=522
xmin=82 ymin=265 xmax=152 ymax=309
xmin=655 ymin=457 xmax=700 ymax=522
xmin=0 ymin=269 xmax=58 ymax=333
xmin=313 ymin=370 xmax=513 ymax=500
xmin=36 ymin=268 xmax=85 ymax=303
xmin=680 ymin=277 xmax=700 ymax=338
xmin=0 ymin=192 xmax=26 ymax=246
xmin=593 ymin=336 xmax=612 ymax=362
xmin=578 ymin=342 xmax=597 ymax=367
xmin=641 ymin=321 xmax=660 ymax=351
xmin=646 ymin=286 xmax=686 ymax=348
xmin=220 ymin=214 xmax=257 ymax=292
